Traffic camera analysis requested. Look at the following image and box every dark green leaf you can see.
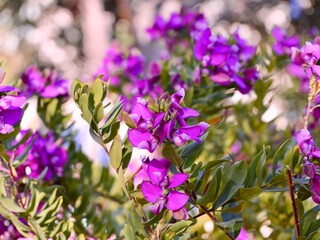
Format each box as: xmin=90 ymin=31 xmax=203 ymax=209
xmin=162 ymin=144 xmax=183 ymax=167
xmin=181 ymin=133 xmax=207 ymax=169
xmin=273 ymin=139 xmax=292 ymax=176
xmin=213 ymin=161 xmax=247 ymax=209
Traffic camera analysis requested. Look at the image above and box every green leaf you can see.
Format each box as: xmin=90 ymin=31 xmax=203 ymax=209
xmin=89 ymin=127 xmax=104 ymax=147
xmin=94 ymin=102 xmax=104 ymax=123
xmin=162 ymin=144 xmax=183 ymax=167
xmin=167 ymin=220 xmax=194 ymax=235
xmin=102 ymin=101 xmax=123 ymax=129
xmin=102 ymin=121 xmax=120 ymax=144
xmin=216 ymin=218 xmax=242 ymax=239
xmin=13 ymin=134 xmax=36 ymax=167
xmin=300 ymin=205 xmax=320 ymax=235
xmin=29 ymin=218 xmax=46 ymax=240
xmin=0 ymin=144 xmax=10 ymax=163
xmin=213 ymin=161 xmax=247 ymax=209
xmin=273 ymin=139 xmax=292 ymax=176
xmin=143 ymin=210 xmax=165 ymax=226
xmin=92 ymin=77 xmax=104 ymax=104
xmin=244 ymin=146 xmax=268 ymax=188
xmin=121 ymin=111 xmax=136 ymax=128
xmin=239 ymin=187 xmax=262 ymax=201
xmin=70 ymin=79 xmax=83 ymax=101
xmin=181 ymin=133 xmax=207 ymax=169
xmin=109 ymin=135 xmax=122 ymax=170
xmin=0 ymin=196 xmax=26 ymax=213
xmin=160 ymin=61 xmax=170 ymax=88
xmin=27 ymin=189 xmax=46 ymax=217
xmin=6 ymin=130 xmax=32 ymax=150
xmin=198 ymin=167 xmax=222 ymax=205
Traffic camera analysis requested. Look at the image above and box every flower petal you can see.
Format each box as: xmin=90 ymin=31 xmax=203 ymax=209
xmin=141 ymin=181 xmax=162 ymax=204
xmin=168 ymin=173 xmax=188 ymax=188
xmin=166 ymin=191 xmax=189 ymax=211
xmin=147 ymin=158 xmax=170 ymax=185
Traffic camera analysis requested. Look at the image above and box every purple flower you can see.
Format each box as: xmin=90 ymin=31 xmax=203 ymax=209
xmin=295 ymin=129 xmax=320 ymax=158
xmin=127 ymin=89 xmax=209 ymax=152
xmin=21 ymin=66 xmax=45 ymax=96
xmin=272 ymin=27 xmax=300 ymax=56
xmin=147 ymin=11 xmax=208 ymax=50
xmin=13 ymin=131 xmax=67 ymax=180
xmin=21 ymin=66 xmax=69 ymax=98
xmin=291 ymin=41 xmax=320 ymax=79
xmin=95 ymin=44 xmax=145 ymax=85
xmin=193 ymin=28 xmax=259 ymax=94
xmin=140 ymin=158 xmax=189 ymax=220
xmin=237 ymin=227 xmax=250 ymax=240
xmin=0 ymin=80 xmax=25 ymax=134
xmin=304 ymin=162 xmax=320 ymax=204
xmin=0 ymin=215 xmax=22 ymax=238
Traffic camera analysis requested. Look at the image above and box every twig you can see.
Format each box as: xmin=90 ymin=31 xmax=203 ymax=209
xmin=286 ymin=166 xmax=300 ymax=237
xmin=95 ymin=190 xmax=125 ymax=204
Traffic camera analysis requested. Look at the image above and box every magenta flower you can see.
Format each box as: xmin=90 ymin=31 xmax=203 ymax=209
xmin=127 ymin=89 xmax=209 ymax=152
xmin=291 ymin=41 xmax=320 ymax=79
xmin=193 ymin=28 xmax=259 ymax=94
xmin=147 ymin=11 xmax=208 ymax=50
xmin=12 ymin=131 xmax=67 ymax=180
xmin=21 ymin=66 xmax=69 ymax=98
xmin=0 ymin=81 xmax=25 ymax=134
xmin=304 ymin=162 xmax=320 ymax=204
xmin=0 ymin=215 xmax=22 ymax=238
xmin=271 ymin=27 xmax=300 ymax=56
xmin=140 ymin=158 xmax=189 ymax=220
xmin=295 ymin=129 xmax=320 ymax=158
xmin=95 ymin=43 xmax=145 ymax=84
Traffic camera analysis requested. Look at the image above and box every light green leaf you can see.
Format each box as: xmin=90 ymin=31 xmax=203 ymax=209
xmin=0 ymin=196 xmax=26 ymax=213
xmin=92 ymin=77 xmax=104 ymax=104
xmin=109 ymin=135 xmax=122 ymax=170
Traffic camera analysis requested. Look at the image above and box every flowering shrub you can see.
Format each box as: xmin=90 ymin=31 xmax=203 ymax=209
xmin=1 ymin=9 xmax=320 ymax=240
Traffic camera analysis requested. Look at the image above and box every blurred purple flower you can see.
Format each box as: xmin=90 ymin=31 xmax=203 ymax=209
xmin=140 ymin=158 xmax=189 ymax=220
xmin=271 ymin=27 xmax=300 ymax=56
xmin=21 ymin=66 xmax=69 ymax=98
xmin=95 ymin=43 xmax=145 ymax=85
xmin=0 ymin=215 xmax=22 ymax=238
xmin=147 ymin=11 xmax=208 ymax=50
xmin=12 ymin=131 xmax=67 ymax=180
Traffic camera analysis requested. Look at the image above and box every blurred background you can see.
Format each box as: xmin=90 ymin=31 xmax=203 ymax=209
xmin=0 ymin=0 xmax=319 ymax=83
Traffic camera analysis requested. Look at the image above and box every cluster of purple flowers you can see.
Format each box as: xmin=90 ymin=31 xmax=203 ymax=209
xmin=296 ymin=129 xmax=320 ymax=203
xmin=139 ymin=158 xmax=189 ymax=220
xmin=12 ymin=131 xmax=67 ymax=180
xmin=0 ymin=75 xmax=25 ymax=134
xmin=272 ymin=27 xmax=300 ymax=56
xmin=147 ymin=11 xmax=208 ymax=49
xmin=21 ymin=65 xmax=69 ymax=98
xmin=292 ymin=38 xmax=320 ymax=80
xmin=95 ymin=43 xmax=145 ymax=85
xmin=270 ymin=27 xmax=311 ymax=92
xmin=127 ymin=88 xmax=209 ymax=153
xmin=194 ymin=28 xmax=259 ymax=94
